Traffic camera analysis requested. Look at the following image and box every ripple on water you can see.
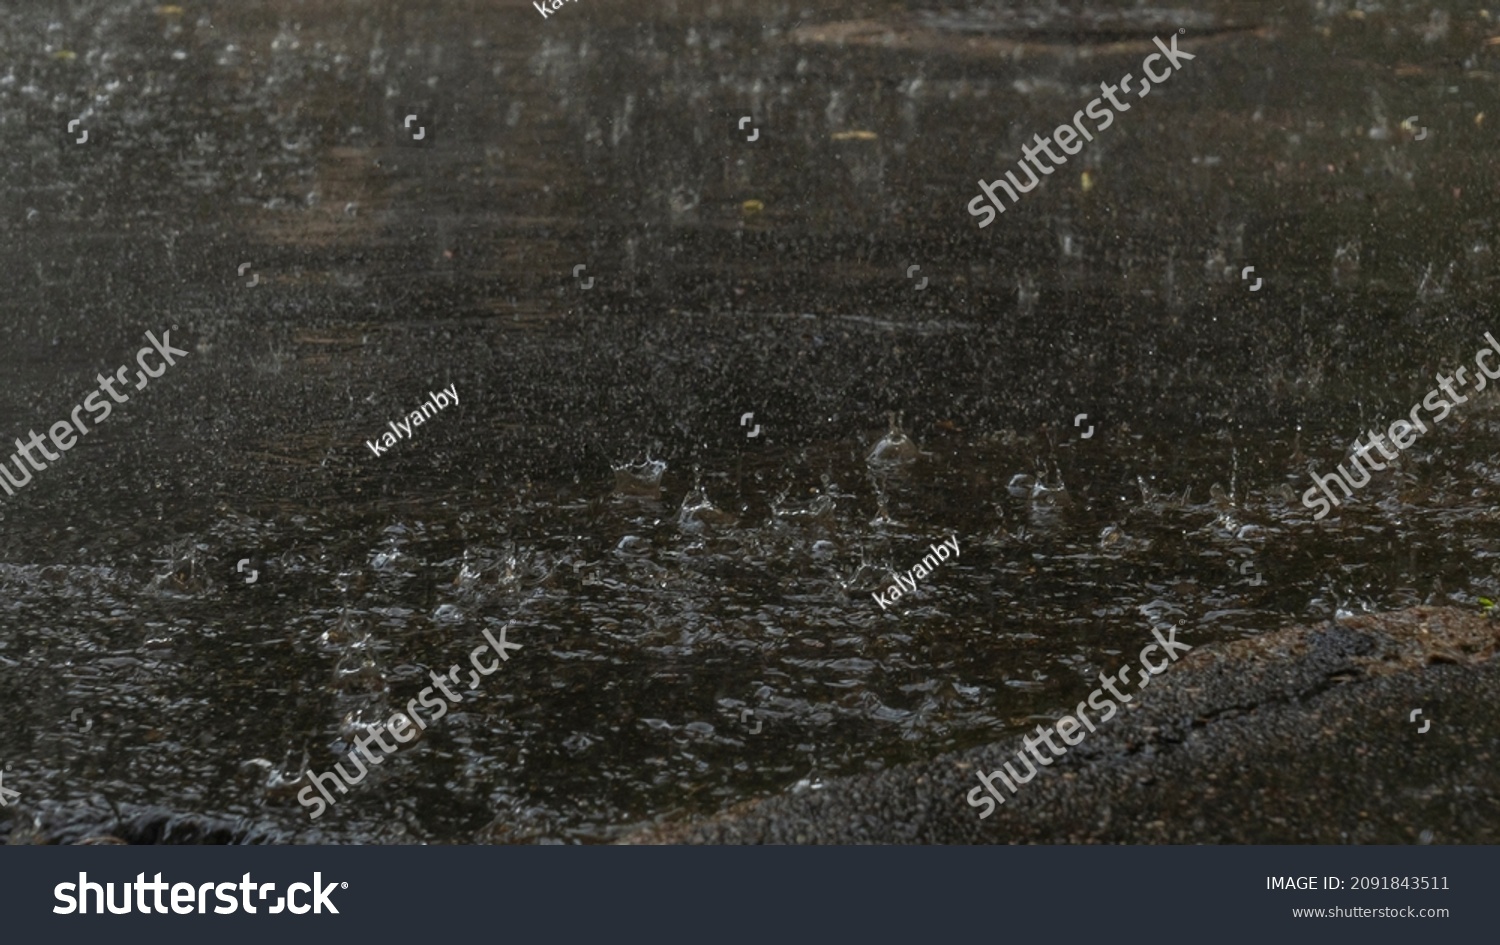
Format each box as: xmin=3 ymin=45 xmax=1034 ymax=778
xmin=13 ymin=421 xmax=1500 ymax=843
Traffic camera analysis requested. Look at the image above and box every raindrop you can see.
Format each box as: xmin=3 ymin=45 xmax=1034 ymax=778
xmin=866 ymin=412 xmax=919 ymax=467
xmin=613 ymin=456 xmax=666 ymax=497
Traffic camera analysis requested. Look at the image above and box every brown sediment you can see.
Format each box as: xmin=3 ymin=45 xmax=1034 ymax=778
xmin=786 ymin=17 xmax=1273 ymax=60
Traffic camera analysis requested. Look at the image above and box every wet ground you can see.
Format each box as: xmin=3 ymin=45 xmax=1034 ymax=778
xmin=630 ymin=607 xmax=1500 ymax=844
xmin=1 ymin=0 xmax=1498 ymax=843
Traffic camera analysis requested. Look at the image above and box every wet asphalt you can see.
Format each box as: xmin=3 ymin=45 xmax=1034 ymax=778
xmin=629 ymin=606 xmax=1500 ymax=844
